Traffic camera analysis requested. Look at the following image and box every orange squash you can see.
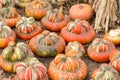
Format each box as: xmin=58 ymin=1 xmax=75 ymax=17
xmin=41 ymin=7 xmax=69 ymax=31
xmin=70 ymin=4 xmax=93 ymax=20
xmin=14 ymin=57 xmax=48 ymax=80
xmin=104 ymin=28 xmax=120 ymax=45
xmin=60 ymin=19 xmax=95 ymax=44
xmin=25 ymin=0 xmax=52 ymax=20
xmin=87 ymin=38 xmax=117 ymax=62
xmin=15 ymin=17 xmax=42 ymax=40
xmin=29 ymin=30 xmax=66 ymax=57
xmin=0 ymin=7 xmax=21 ymax=27
xmin=48 ymin=53 xmax=88 ymax=80
xmin=0 ymin=41 xmax=34 ymax=73
xmin=0 ymin=21 xmax=16 ymax=48
xmin=109 ymin=51 xmax=120 ymax=72
xmin=91 ymin=64 xmax=119 ymax=80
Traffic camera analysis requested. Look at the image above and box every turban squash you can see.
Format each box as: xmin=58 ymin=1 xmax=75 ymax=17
xmin=0 ymin=21 xmax=16 ymax=48
xmin=0 ymin=42 xmax=33 ymax=73
xmin=29 ymin=30 xmax=66 ymax=57
xmin=41 ymin=7 xmax=69 ymax=32
xmin=25 ymin=0 xmax=52 ymax=20
xmin=60 ymin=19 xmax=95 ymax=44
xmin=87 ymin=38 xmax=116 ymax=62
xmin=48 ymin=53 xmax=88 ymax=80
xmin=0 ymin=7 xmax=21 ymax=27
xmin=14 ymin=57 xmax=49 ymax=80
xmin=15 ymin=17 xmax=42 ymax=40
xmin=91 ymin=64 xmax=119 ymax=80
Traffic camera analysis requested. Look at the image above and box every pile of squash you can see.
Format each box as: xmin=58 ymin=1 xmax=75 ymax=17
xmin=0 ymin=0 xmax=120 ymax=80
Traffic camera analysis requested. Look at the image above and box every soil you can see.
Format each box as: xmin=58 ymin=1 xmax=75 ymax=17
xmin=0 ymin=1 xmax=110 ymax=80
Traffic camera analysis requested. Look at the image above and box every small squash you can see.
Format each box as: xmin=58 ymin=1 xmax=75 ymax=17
xmin=15 ymin=0 xmax=33 ymax=8
xmin=15 ymin=17 xmax=42 ymax=40
xmin=0 ymin=41 xmax=33 ymax=73
xmin=29 ymin=30 xmax=66 ymax=57
xmin=109 ymin=51 xmax=120 ymax=72
xmin=14 ymin=57 xmax=49 ymax=80
xmin=70 ymin=4 xmax=93 ymax=20
xmin=0 ymin=21 xmax=16 ymax=48
xmin=41 ymin=7 xmax=69 ymax=31
xmin=25 ymin=0 xmax=52 ymax=20
xmin=60 ymin=19 xmax=95 ymax=44
xmin=65 ymin=41 xmax=85 ymax=57
xmin=91 ymin=64 xmax=119 ymax=80
xmin=87 ymin=38 xmax=116 ymax=62
xmin=104 ymin=28 xmax=120 ymax=45
xmin=48 ymin=53 xmax=88 ymax=80
xmin=0 ymin=7 xmax=21 ymax=27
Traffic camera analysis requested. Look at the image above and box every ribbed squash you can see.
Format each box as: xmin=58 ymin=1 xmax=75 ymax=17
xmin=109 ymin=51 xmax=120 ymax=72
xmin=65 ymin=41 xmax=85 ymax=57
xmin=29 ymin=30 xmax=66 ymax=57
xmin=48 ymin=53 xmax=88 ymax=80
xmin=104 ymin=28 xmax=120 ymax=45
xmin=60 ymin=19 xmax=95 ymax=44
xmin=87 ymin=38 xmax=117 ymax=62
xmin=25 ymin=0 xmax=52 ymax=20
xmin=0 ymin=21 xmax=16 ymax=48
xmin=91 ymin=64 xmax=119 ymax=80
xmin=0 ymin=41 xmax=33 ymax=73
xmin=0 ymin=7 xmax=21 ymax=27
xmin=14 ymin=57 xmax=49 ymax=80
xmin=15 ymin=17 xmax=42 ymax=40
xmin=41 ymin=7 xmax=69 ymax=31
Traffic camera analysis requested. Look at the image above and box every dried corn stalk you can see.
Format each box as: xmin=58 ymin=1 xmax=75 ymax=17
xmin=93 ymin=0 xmax=118 ymax=32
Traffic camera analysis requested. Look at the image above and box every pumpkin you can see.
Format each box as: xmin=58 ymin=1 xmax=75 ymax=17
xmin=0 ymin=41 xmax=33 ymax=73
xmin=87 ymin=38 xmax=116 ymax=62
xmin=65 ymin=41 xmax=85 ymax=57
xmin=15 ymin=0 xmax=33 ymax=8
xmin=109 ymin=51 xmax=120 ymax=72
xmin=15 ymin=17 xmax=42 ymax=40
xmin=69 ymin=4 xmax=93 ymax=20
xmin=91 ymin=64 xmax=119 ymax=80
xmin=0 ymin=21 xmax=16 ymax=48
xmin=104 ymin=28 xmax=120 ymax=45
xmin=14 ymin=57 xmax=49 ymax=80
xmin=48 ymin=53 xmax=88 ymax=80
xmin=25 ymin=0 xmax=52 ymax=20
xmin=60 ymin=19 xmax=95 ymax=44
xmin=29 ymin=30 xmax=66 ymax=57
xmin=41 ymin=7 xmax=69 ymax=32
xmin=0 ymin=7 xmax=21 ymax=27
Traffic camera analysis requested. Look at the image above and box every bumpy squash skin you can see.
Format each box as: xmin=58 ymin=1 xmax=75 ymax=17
xmin=48 ymin=54 xmax=88 ymax=80
xmin=29 ymin=30 xmax=66 ymax=57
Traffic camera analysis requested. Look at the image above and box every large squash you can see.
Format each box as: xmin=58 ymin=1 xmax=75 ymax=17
xmin=87 ymin=38 xmax=117 ymax=62
xmin=14 ymin=57 xmax=49 ymax=80
xmin=15 ymin=17 xmax=42 ymax=40
xmin=0 ymin=21 xmax=16 ymax=48
xmin=29 ymin=30 xmax=66 ymax=57
xmin=25 ymin=0 xmax=52 ymax=20
xmin=41 ymin=7 xmax=69 ymax=32
xmin=60 ymin=19 xmax=95 ymax=44
xmin=0 ymin=41 xmax=33 ymax=73
xmin=91 ymin=64 xmax=119 ymax=80
xmin=48 ymin=53 xmax=88 ymax=80
xmin=0 ymin=7 xmax=21 ymax=27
